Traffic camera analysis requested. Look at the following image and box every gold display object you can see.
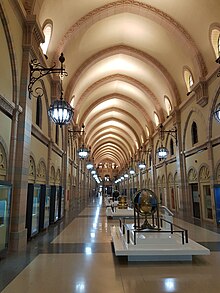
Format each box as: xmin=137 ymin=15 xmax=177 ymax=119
xmin=117 ymin=195 xmax=128 ymax=209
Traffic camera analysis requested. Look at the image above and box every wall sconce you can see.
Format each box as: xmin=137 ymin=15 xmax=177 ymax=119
xmin=28 ymin=53 xmax=73 ymax=127
xmin=213 ymin=103 xmax=220 ymax=123
xmin=156 ymin=124 xmax=177 ymax=159
xmin=68 ymin=124 xmax=90 ymax=159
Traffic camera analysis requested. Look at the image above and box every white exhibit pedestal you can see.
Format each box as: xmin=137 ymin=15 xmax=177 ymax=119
xmin=111 ymin=223 xmax=210 ymax=262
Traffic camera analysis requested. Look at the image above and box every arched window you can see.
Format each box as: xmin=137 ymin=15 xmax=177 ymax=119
xmin=184 ymin=68 xmax=194 ymax=93
xmin=154 ymin=112 xmax=160 ymax=127
xmin=210 ymin=28 xmax=220 ymax=59
xmin=170 ymin=138 xmax=174 ymax=156
xmin=40 ymin=22 xmax=52 ymax=55
xmin=36 ymin=96 xmax=42 ymax=128
xmin=149 ymin=153 xmax=152 ymax=167
xmin=164 ymin=96 xmax=172 ymax=116
xmin=191 ymin=121 xmax=198 ymax=145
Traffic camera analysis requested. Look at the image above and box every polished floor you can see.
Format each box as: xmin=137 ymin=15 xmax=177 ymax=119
xmin=1 ymin=196 xmax=220 ymax=293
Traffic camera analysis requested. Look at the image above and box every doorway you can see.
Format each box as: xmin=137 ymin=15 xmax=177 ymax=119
xmin=191 ymin=183 xmax=200 ymax=219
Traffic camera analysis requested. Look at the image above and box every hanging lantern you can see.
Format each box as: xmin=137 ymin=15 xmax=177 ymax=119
xmin=157 ymin=146 xmax=169 ymax=159
xmin=48 ymin=99 xmax=73 ymax=126
xmin=77 ymin=145 xmax=90 ymax=159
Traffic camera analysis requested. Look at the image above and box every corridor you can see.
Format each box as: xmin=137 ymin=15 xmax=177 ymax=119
xmin=1 ymin=196 xmax=220 ymax=293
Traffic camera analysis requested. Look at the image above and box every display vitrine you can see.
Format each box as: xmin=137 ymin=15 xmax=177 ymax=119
xmin=0 ymin=183 xmax=11 ymax=253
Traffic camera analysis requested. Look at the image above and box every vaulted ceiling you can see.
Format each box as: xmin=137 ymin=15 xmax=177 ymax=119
xmin=31 ymin=0 xmax=219 ymax=170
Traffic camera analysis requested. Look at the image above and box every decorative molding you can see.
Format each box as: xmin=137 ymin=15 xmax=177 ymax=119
xmin=50 ymin=165 xmax=55 ymax=184
xmin=199 ymin=165 xmax=210 ymax=181
xmin=52 ymin=142 xmax=64 ymax=157
xmin=28 ymin=155 xmax=36 ymax=183
xmin=55 ymin=168 xmax=61 ymax=184
xmin=0 ymin=94 xmax=22 ymax=117
xmin=32 ymin=124 xmax=49 ymax=146
xmin=194 ymin=80 xmax=208 ymax=107
xmin=0 ymin=142 xmax=7 ymax=179
xmin=37 ymin=159 xmax=47 ymax=183
xmin=188 ymin=168 xmax=197 ymax=182
xmin=184 ymin=142 xmax=207 ymax=158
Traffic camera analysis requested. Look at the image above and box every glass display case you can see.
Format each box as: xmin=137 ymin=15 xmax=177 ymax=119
xmin=54 ymin=186 xmax=59 ymax=222
xmin=26 ymin=184 xmax=40 ymax=239
xmin=44 ymin=186 xmax=50 ymax=228
xmin=39 ymin=185 xmax=50 ymax=231
xmin=58 ymin=186 xmax=65 ymax=219
xmin=0 ymin=183 xmax=11 ymax=253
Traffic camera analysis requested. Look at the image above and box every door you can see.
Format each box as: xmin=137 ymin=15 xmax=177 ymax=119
xmin=191 ymin=183 xmax=200 ymax=219
xmin=214 ymin=185 xmax=220 ymax=225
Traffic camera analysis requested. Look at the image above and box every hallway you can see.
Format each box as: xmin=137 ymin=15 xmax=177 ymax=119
xmin=1 ymin=196 xmax=220 ymax=293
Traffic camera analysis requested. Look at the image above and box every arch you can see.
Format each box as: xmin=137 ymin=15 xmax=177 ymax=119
xmin=36 ymin=159 xmax=47 ymax=183
xmin=40 ymin=19 xmax=53 ymax=55
xmin=209 ymin=86 xmax=220 ymax=140
xmin=50 ymin=165 xmax=56 ymax=185
xmin=164 ymin=95 xmax=172 ymax=116
xmin=198 ymin=164 xmax=210 ymax=182
xmin=182 ymin=107 xmax=207 ymax=151
xmin=191 ymin=121 xmax=198 ymax=145
xmin=168 ymin=173 xmax=174 ymax=184
xmin=216 ymin=162 xmax=220 ymax=182
xmin=55 ymin=168 xmax=61 ymax=185
xmin=0 ymin=3 xmax=18 ymax=104
xmin=66 ymin=45 xmax=180 ymax=106
xmin=0 ymin=141 xmax=7 ymax=180
xmin=79 ymin=93 xmax=154 ymax=134
xmin=36 ymin=96 xmax=42 ymax=128
xmin=183 ymin=66 xmax=194 ymax=93
xmin=74 ymin=74 xmax=165 ymax=126
xmin=188 ymin=167 xmax=198 ymax=183
xmin=29 ymin=155 xmax=36 ymax=183
xmin=54 ymin=0 xmax=207 ymax=77
xmin=209 ymin=23 xmax=220 ymax=59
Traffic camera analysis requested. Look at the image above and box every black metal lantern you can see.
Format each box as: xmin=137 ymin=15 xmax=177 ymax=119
xmin=138 ymin=161 xmax=146 ymax=169
xmin=157 ymin=146 xmax=169 ymax=159
xmin=86 ymin=162 xmax=94 ymax=170
xmin=77 ymin=145 xmax=90 ymax=159
xmin=214 ymin=103 xmax=220 ymax=123
xmin=48 ymin=98 xmax=73 ymax=126
xmin=28 ymin=53 xmax=74 ymax=126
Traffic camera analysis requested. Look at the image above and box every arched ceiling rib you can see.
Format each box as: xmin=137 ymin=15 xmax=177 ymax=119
xmin=79 ymin=93 xmax=154 ymax=134
xmin=92 ymin=142 xmax=129 ymax=162
xmin=65 ymin=45 xmax=181 ymax=106
xmin=51 ymin=0 xmax=207 ymax=78
xmin=35 ymin=0 xmax=220 ymax=176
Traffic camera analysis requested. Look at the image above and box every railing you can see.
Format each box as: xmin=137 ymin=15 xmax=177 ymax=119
xmin=119 ymin=217 xmax=188 ymax=245
xmin=160 ymin=205 xmax=174 ymax=216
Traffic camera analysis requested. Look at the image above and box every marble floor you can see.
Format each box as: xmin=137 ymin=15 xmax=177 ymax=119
xmin=1 ymin=196 xmax=220 ymax=293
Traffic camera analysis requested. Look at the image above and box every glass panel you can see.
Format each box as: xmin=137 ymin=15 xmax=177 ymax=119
xmin=54 ymin=187 xmax=59 ymax=222
xmin=203 ymin=185 xmax=213 ymax=219
xmin=32 ymin=186 xmax=40 ymax=235
xmin=0 ymin=184 xmax=11 ymax=252
xmin=191 ymin=183 xmax=200 ymax=218
xmin=60 ymin=187 xmax=65 ymax=218
xmin=44 ymin=186 xmax=50 ymax=228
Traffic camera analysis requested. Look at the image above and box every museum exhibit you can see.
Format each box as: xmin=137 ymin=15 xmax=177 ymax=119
xmin=0 ymin=0 xmax=220 ymax=292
